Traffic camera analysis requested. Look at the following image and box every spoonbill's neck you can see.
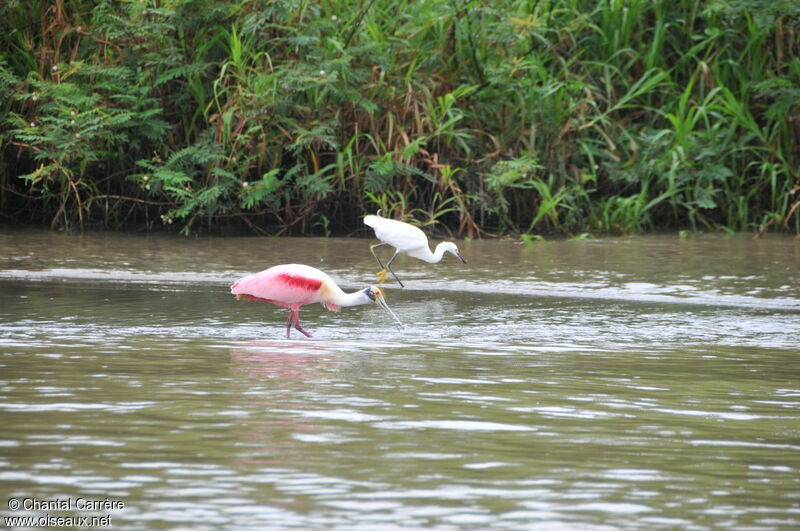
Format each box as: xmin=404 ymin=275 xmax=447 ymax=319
xmin=326 ymin=284 xmax=371 ymax=307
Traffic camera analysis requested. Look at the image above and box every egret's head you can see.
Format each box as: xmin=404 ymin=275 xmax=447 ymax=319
xmin=363 ymin=286 xmax=403 ymax=328
xmin=441 ymin=241 xmax=467 ymax=264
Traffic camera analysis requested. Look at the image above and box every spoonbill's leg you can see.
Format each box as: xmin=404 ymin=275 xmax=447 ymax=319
xmin=285 ymin=311 xmax=294 ymax=338
xmin=291 ymin=309 xmax=313 ymax=338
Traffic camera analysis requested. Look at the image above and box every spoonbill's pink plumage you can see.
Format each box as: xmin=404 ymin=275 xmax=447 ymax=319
xmin=231 ymin=264 xmax=402 ymax=338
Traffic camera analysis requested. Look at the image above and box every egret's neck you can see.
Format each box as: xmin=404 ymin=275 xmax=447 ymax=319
xmin=406 ymin=243 xmax=438 ymax=263
xmin=429 ymin=243 xmax=451 ymax=263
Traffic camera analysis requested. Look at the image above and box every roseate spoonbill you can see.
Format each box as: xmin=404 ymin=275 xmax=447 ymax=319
xmin=364 ymin=210 xmax=467 ymax=287
xmin=231 ymin=263 xmax=402 ymax=338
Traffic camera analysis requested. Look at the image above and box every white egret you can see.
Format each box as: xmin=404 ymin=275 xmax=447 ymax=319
xmin=364 ymin=210 xmax=467 ymax=287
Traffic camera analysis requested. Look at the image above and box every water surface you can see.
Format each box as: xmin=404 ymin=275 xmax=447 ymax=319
xmin=1 ymin=230 xmax=798 ymax=529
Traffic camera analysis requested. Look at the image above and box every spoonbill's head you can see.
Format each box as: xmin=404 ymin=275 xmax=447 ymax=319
xmin=440 ymin=241 xmax=467 ymax=264
xmin=363 ymin=286 xmax=404 ymax=328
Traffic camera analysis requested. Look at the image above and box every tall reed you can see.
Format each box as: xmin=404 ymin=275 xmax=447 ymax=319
xmin=1 ymin=0 xmax=797 ymax=235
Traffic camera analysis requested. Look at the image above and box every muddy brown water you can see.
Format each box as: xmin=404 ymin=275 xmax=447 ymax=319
xmin=1 ymin=230 xmax=798 ymax=529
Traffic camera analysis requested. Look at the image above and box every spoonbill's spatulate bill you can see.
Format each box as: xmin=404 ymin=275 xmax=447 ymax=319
xmin=231 ymin=263 xmax=402 ymax=338
xmin=364 ymin=211 xmax=467 ymax=287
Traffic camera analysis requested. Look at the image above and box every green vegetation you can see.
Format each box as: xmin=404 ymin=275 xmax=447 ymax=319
xmin=1 ymin=0 xmax=798 ymax=236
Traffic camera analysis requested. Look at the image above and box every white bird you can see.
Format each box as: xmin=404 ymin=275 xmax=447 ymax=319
xmin=364 ymin=210 xmax=467 ymax=287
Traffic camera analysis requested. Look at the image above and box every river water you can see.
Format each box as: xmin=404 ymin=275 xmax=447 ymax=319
xmin=1 ymin=229 xmax=798 ymax=529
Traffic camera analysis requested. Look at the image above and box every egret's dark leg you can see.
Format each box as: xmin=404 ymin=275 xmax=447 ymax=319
xmin=292 ymin=309 xmax=313 ymax=338
xmin=370 ymin=242 xmax=389 ymax=269
xmin=370 ymin=242 xmax=391 ymax=284
xmin=384 ymin=250 xmax=404 ymax=287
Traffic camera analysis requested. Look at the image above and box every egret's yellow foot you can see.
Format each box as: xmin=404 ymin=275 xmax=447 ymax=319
xmin=376 ymin=269 xmax=388 ymax=284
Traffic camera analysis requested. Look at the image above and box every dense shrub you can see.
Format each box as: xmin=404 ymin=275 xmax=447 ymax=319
xmin=1 ymin=0 xmax=798 ymax=236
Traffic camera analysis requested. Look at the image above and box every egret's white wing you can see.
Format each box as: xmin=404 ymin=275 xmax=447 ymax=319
xmin=364 ymin=216 xmax=429 ymax=252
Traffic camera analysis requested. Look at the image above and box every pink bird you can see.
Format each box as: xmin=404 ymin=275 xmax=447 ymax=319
xmin=231 ymin=264 xmax=402 ymax=338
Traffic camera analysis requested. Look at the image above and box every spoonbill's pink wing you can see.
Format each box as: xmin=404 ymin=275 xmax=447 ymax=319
xmin=231 ymin=265 xmax=324 ymax=307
